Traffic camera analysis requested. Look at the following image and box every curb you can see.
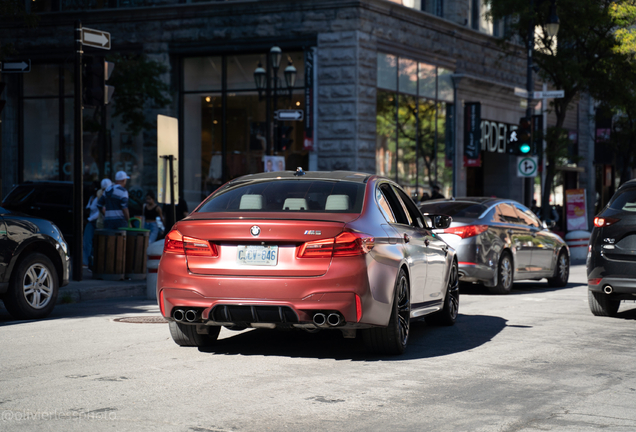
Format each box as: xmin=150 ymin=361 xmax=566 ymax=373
xmin=57 ymin=280 xmax=147 ymax=304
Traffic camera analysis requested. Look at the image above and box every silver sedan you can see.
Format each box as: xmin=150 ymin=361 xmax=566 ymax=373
xmin=418 ymin=197 xmax=569 ymax=294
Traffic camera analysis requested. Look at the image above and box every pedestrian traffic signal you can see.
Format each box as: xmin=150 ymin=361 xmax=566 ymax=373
xmin=507 ymin=117 xmax=532 ymax=155
xmin=277 ymin=125 xmax=293 ymax=151
xmin=83 ymin=56 xmax=115 ymax=107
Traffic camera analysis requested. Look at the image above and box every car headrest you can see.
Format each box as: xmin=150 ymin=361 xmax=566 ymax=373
xmin=283 ymin=198 xmax=308 ymax=211
xmin=325 ymin=194 xmax=350 ymax=211
xmin=239 ymin=194 xmax=263 ymax=210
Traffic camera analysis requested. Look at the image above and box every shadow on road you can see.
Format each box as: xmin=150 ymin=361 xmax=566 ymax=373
xmin=459 ymin=280 xmax=582 ymax=296
xmin=197 ymin=313 xmax=508 ymax=361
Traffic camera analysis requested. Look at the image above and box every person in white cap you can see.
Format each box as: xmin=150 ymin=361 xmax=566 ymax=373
xmin=97 ymin=171 xmax=130 ymax=229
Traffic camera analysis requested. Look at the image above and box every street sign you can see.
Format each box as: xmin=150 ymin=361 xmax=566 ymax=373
xmin=275 ymin=109 xmax=304 ymax=121
xmin=1 ymin=60 xmax=31 ymax=73
xmin=534 ymin=90 xmax=564 ymax=99
xmin=517 ymin=156 xmax=539 ymax=177
xmin=514 ymin=88 xmax=564 ymax=99
xmin=82 ymin=27 xmax=111 ymax=50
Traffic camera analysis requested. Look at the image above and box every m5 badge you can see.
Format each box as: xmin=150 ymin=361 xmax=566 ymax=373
xmin=304 ymin=230 xmax=322 ymax=235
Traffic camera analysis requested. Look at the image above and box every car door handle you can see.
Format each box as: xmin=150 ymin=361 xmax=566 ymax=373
xmin=404 ymin=233 xmax=411 ymax=243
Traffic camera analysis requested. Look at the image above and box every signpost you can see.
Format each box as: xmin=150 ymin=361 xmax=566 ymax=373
xmin=81 ymin=27 xmax=111 ymax=50
xmin=274 ymin=109 xmax=304 ymax=121
xmin=514 ymin=87 xmax=564 ymax=99
xmin=517 ymin=156 xmax=539 ymax=177
xmin=157 ymin=115 xmax=179 ymax=227
xmin=1 ymin=60 xmax=31 ymax=73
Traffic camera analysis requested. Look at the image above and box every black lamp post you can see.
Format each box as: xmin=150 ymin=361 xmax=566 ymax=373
xmin=525 ymin=0 xmax=559 ymax=206
xmin=253 ymin=46 xmax=298 ymax=155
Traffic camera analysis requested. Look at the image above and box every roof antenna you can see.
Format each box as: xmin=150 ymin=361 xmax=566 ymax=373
xmin=294 ymin=167 xmax=306 ymax=176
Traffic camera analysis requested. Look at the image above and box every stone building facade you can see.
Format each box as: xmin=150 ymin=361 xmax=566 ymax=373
xmin=0 ymin=0 xmax=595 ymax=228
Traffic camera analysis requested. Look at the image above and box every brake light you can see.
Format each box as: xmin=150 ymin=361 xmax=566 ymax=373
xmin=443 ymin=225 xmax=488 ymax=239
xmin=159 ymin=289 xmax=165 ymax=317
xmin=164 ymin=229 xmax=184 ymax=254
xmin=594 ymin=217 xmax=619 ymax=227
xmin=297 ymin=231 xmax=375 ymax=258
xmin=163 ymin=229 xmax=218 ymax=257
xmin=588 ymin=278 xmax=602 ymax=285
xmin=355 ymin=294 xmax=362 ymax=322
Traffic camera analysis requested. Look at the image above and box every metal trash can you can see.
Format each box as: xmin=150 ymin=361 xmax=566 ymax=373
xmin=93 ymin=229 xmax=127 ymax=280
xmin=119 ymin=227 xmax=150 ymax=280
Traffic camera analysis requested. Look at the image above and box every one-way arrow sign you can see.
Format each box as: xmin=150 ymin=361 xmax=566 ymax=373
xmin=1 ymin=60 xmax=31 ymax=73
xmin=275 ymin=109 xmax=304 ymax=121
xmin=82 ymin=27 xmax=111 ymax=50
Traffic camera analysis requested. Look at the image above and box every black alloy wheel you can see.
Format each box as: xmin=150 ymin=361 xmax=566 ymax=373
xmin=547 ymin=250 xmax=569 ymax=287
xmin=427 ymin=260 xmax=459 ymax=326
xmin=363 ymin=268 xmax=411 ymax=355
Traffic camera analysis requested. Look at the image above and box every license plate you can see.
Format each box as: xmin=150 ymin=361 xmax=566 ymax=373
xmin=237 ymin=245 xmax=278 ymax=266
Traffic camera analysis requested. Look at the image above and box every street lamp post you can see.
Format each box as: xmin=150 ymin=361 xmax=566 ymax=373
xmin=525 ymin=0 xmax=559 ymax=207
xmin=254 ymin=47 xmax=297 ymax=156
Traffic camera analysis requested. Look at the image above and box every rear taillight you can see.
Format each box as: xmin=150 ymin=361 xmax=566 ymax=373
xmin=443 ymin=225 xmax=488 ymax=239
xmin=588 ymin=278 xmax=602 ymax=285
xmin=593 ymin=217 xmax=619 ymax=228
xmin=163 ymin=229 xmax=218 ymax=257
xmin=297 ymin=231 xmax=375 ymax=258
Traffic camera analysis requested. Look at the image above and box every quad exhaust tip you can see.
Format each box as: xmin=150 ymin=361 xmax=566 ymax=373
xmin=603 ymin=285 xmax=613 ymax=295
xmin=184 ymin=310 xmax=198 ymax=322
xmin=327 ymin=313 xmax=341 ymax=326
xmin=173 ymin=309 xmax=185 ymax=321
xmin=313 ymin=313 xmax=326 ymax=327
xmin=313 ymin=312 xmax=343 ymax=327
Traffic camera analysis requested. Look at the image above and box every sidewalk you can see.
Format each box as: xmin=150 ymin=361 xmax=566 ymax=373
xmin=57 ymin=268 xmax=148 ymax=305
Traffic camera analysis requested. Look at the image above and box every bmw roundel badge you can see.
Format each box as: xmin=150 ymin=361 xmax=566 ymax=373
xmin=250 ymin=225 xmax=261 ymax=237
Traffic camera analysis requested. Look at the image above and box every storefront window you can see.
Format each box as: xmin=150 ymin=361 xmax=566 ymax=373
xmin=183 ymin=51 xmax=308 ymax=210
xmin=377 ymin=55 xmax=454 ymax=199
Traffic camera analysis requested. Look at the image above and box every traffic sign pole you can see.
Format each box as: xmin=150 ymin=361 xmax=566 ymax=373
xmin=73 ymin=20 xmax=84 ymax=281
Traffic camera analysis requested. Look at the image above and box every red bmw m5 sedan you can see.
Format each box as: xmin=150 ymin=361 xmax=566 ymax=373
xmin=157 ymin=170 xmax=458 ymax=355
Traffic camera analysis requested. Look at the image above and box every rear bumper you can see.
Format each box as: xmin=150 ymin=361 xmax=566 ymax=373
xmin=157 ymin=253 xmax=395 ymax=329
xmin=588 ymin=277 xmax=636 ymax=296
xmin=458 ymin=262 xmax=496 ymax=286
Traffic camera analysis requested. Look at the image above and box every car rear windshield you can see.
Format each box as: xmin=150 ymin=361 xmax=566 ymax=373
xmin=608 ymin=189 xmax=636 ymax=212
xmin=419 ymin=201 xmax=487 ymax=218
xmin=197 ymin=180 xmax=366 ymax=213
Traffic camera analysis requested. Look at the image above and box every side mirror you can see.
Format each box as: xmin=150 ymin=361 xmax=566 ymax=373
xmin=434 ymin=214 xmax=452 ymax=229
xmin=422 ymin=213 xmax=452 ymax=229
xmin=542 ymin=219 xmax=556 ymax=229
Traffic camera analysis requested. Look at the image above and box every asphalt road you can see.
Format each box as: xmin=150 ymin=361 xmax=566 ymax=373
xmin=1 ymin=264 xmax=635 ymax=431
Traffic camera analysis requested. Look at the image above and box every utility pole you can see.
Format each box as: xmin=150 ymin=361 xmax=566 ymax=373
xmin=73 ymin=20 xmax=84 ymax=281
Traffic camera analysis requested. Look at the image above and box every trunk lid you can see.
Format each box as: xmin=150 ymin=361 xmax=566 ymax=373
xmin=177 ymin=214 xmax=354 ymax=276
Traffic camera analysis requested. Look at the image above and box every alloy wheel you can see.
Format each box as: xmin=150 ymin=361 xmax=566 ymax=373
xmin=22 ymin=263 xmax=54 ymax=310
xmin=558 ymin=254 xmax=569 ymax=283
xmin=500 ymin=256 xmax=512 ymax=289
xmin=448 ymin=263 xmax=459 ymax=320
xmin=396 ymin=276 xmax=410 ymax=347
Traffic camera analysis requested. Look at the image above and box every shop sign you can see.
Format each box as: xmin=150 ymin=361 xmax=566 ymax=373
xmin=303 ymin=49 xmax=314 ymax=151
xmin=464 ymin=102 xmax=481 ymax=161
xmin=566 ymin=189 xmax=587 ymax=231
xmin=480 ymin=120 xmax=516 ymax=154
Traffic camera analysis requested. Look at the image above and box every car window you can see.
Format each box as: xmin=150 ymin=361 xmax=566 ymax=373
xmin=379 ymin=184 xmax=409 ymax=225
xmin=37 ymin=188 xmax=72 ymax=206
xmin=395 ymin=187 xmax=425 ymax=228
xmin=2 ymin=185 xmax=34 ymax=206
xmin=494 ymin=203 xmax=521 ymax=224
xmin=608 ymin=188 xmax=636 ymax=212
xmin=375 ymin=188 xmax=396 ymax=223
xmin=418 ymin=201 xmax=487 ymax=218
xmin=514 ymin=204 xmax=541 ymax=228
xmin=197 ymin=180 xmax=366 ymax=213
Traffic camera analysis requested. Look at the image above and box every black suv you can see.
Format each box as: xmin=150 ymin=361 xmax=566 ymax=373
xmin=588 ymin=179 xmax=636 ymax=316
xmin=0 ymin=206 xmax=70 ymax=319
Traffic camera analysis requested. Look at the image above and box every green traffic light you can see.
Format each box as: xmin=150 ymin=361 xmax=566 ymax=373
xmin=520 ymin=143 xmax=531 ymax=154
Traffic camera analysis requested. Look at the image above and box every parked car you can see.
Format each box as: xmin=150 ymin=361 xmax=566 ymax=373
xmin=1 ymin=181 xmax=143 ymax=251
xmin=418 ymin=197 xmax=570 ymax=294
xmin=157 ymin=170 xmax=458 ymax=355
xmin=587 ymin=179 xmax=636 ymax=317
xmin=0 ymin=206 xmax=70 ymax=319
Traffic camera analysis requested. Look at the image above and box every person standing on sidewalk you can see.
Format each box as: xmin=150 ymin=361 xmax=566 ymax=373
xmin=97 ymin=171 xmax=130 ymax=229
xmin=83 ymin=178 xmax=112 ymax=268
